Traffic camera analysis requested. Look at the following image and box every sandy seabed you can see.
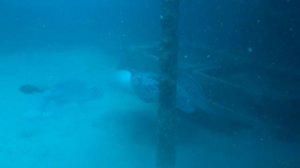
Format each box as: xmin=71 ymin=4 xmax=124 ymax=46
xmin=0 ymin=47 xmax=298 ymax=168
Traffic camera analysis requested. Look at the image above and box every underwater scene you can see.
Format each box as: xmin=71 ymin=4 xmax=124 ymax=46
xmin=0 ymin=0 xmax=299 ymax=168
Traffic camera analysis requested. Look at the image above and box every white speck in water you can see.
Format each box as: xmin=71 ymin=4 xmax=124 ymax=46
xmin=256 ymin=19 xmax=261 ymax=24
xmin=247 ymin=47 xmax=253 ymax=53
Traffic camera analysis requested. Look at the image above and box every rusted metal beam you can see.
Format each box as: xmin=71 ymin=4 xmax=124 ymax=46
xmin=157 ymin=0 xmax=180 ymax=168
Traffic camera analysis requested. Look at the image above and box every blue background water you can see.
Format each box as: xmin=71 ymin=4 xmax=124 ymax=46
xmin=0 ymin=0 xmax=299 ymax=168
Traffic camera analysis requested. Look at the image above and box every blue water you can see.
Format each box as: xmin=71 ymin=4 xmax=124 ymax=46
xmin=0 ymin=0 xmax=299 ymax=168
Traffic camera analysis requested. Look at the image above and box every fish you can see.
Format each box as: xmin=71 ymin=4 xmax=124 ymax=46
xmin=20 ymin=80 xmax=103 ymax=114
xmin=129 ymin=71 xmax=264 ymax=128
xmin=130 ymin=71 xmax=209 ymax=113
xmin=112 ymin=69 xmax=267 ymax=133
xmin=19 ymin=84 xmax=45 ymax=94
xmin=130 ymin=70 xmax=246 ymax=116
xmin=131 ymin=72 xmax=160 ymax=103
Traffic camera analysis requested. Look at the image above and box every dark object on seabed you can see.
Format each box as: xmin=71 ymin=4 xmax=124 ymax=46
xmin=19 ymin=81 xmax=103 ymax=114
xmin=19 ymin=84 xmax=45 ymax=94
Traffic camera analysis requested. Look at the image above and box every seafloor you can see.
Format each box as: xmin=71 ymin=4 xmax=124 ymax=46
xmin=0 ymin=47 xmax=298 ymax=168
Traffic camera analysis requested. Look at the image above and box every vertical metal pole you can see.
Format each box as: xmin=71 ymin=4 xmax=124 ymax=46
xmin=157 ymin=0 xmax=179 ymax=168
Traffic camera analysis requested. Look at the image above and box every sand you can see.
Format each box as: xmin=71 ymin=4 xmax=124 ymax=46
xmin=0 ymin=47 xmax=298 ymax=168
